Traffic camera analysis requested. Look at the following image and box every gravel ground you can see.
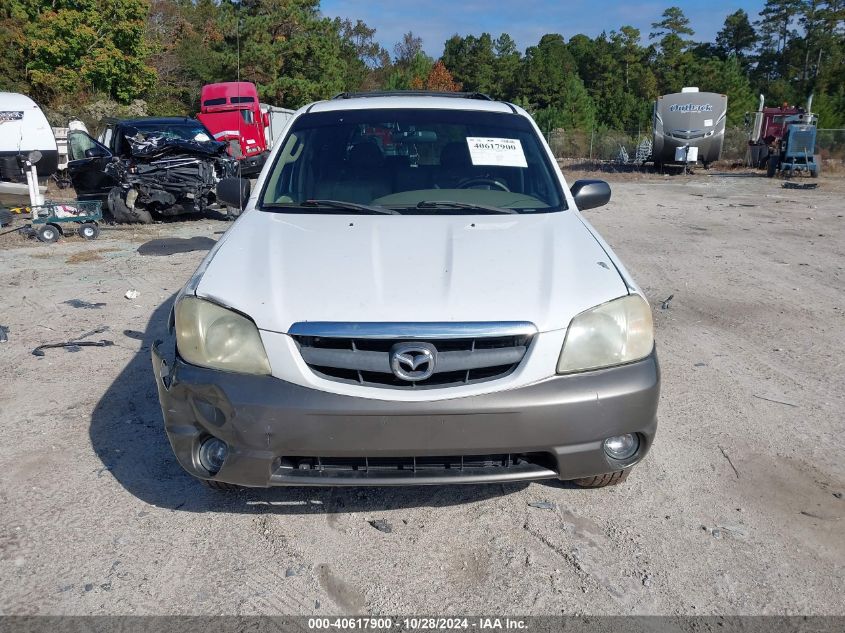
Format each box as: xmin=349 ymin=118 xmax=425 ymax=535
xmin=0 ymin=171 xmax=843 ymax=615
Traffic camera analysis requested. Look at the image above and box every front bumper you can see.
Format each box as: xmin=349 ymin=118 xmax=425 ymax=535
xmin=236 ymin=151 xmax=268 ymax=176
xmin=152 ymin=343 xmax=660 ymax=487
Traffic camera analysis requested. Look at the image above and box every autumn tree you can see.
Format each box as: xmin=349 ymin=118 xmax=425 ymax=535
xmin=421 ymin=61 xmax=461 ymax=92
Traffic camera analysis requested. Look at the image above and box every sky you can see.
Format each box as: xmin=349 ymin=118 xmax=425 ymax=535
xmin=320 ymin=0 xmax=769 ymax=57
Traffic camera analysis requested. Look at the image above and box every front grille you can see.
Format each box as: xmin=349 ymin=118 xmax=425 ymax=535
xmin=671 ymin=129 xmax=705 ymax=140
xmin=292 ymin=328 xmax=534 ymax=389
xmin=277 ymin=453 xmax=554 ymax=473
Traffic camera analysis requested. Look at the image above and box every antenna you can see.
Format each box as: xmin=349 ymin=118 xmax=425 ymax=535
xmin=236 ymin=1 xmax=243 ymax=210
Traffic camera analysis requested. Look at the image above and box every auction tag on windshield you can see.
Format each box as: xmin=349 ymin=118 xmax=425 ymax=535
xmin=466 ymin=137 xmax=527 ymax=168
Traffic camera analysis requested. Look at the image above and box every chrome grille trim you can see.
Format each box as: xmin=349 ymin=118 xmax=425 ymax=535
xmin=288 ymin=321 xmax=537 ymax=339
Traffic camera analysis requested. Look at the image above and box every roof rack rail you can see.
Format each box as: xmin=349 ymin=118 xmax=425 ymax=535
xmin=332 ymin=91 xmax=494 ymax=101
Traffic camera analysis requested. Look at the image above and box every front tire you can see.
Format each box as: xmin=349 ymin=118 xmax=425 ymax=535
xmin=108 ymin=187 xmax=153 ymax=224
xmin=572 ymin=468 xmax=631 ymax=488
xmin=201 ymin=479 xmax=242 ymax=491
xmin=766 ymin=155 xmax=779 ymax=178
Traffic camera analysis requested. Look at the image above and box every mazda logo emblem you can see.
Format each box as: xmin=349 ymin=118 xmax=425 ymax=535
xmin=390 ymin=342 xmax=437 ymax=381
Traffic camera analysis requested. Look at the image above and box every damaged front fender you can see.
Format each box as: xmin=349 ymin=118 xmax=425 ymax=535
xmin=108 ymin=131 xmax=237 ymax=220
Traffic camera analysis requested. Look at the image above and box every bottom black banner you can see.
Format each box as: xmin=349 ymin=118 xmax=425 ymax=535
xmin=0 ymin=616 xmax=842 ymax=633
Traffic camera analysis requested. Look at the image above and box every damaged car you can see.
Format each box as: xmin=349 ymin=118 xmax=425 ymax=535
xmin=67 ymin=117 xmax=237 ymax=223
xmin=153 ymin=92 xmax=660 ymax=490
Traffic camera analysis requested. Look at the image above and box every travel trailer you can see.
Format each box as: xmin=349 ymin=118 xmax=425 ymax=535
xmin=652 ymin=88 xmax=727 ymax=169
xmin=0 ymin=92 xmax=57 ymax=204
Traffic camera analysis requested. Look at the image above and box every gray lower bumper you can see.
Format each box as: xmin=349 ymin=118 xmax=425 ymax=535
xmin=236 ymin=151 xmax=268 ymax=176
xmin=152 ymin=343 xmax=660 ymax=487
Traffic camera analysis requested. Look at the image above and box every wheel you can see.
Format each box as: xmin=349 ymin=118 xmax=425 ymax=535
xmin=77 ymin=222 xmax=100 ymax=240
xmin=36 ymin=223 xmax=60 ymax=243
xmin=0 ymin=208 xmax=12 ymax=227
xmin=201 ymin=479 xmax=242 ymax=491
xmin=766 ymin=155 xmax=779 ymax=178
xmin=108 ymin=187 xmax=153 ymax=224
xmin=572 ymin=468 xmax=631 ymax=488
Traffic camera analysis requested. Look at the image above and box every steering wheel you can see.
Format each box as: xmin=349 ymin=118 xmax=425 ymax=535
xmin=458 ymin=177 xmax=510 ymax=192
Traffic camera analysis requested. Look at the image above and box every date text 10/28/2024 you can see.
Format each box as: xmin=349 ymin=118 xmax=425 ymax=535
xmin=308 ymin=618 xmax=528 ymax=631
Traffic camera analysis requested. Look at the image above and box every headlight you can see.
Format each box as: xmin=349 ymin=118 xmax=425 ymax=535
xmin=175 ymin=297 xmax=271 ymax=375
xmin=557 ymin=295 xmax=653 ymax=374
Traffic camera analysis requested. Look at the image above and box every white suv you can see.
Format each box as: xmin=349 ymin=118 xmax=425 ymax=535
xmin=152 ymin=92 xmax=660 ymax=489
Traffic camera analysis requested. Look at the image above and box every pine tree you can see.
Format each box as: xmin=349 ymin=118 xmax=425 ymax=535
xmin=716 ymin=9 xmax=757 ymax=62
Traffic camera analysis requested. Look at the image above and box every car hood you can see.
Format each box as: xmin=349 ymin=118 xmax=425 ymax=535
xmin=195 ymin=210 xmax=628 ymax=334
xmin=125 ymin=134 xmax=230 ymax=161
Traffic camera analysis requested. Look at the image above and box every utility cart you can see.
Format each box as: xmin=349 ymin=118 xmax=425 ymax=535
xmin=31 ymin=200 xmax=103 ymax=243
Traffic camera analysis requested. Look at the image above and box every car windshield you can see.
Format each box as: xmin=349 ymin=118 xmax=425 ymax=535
xmin=129 ymin=122 xmax=212 ymax=143
xmin=258 ymin=108 xmax=565 ymax=214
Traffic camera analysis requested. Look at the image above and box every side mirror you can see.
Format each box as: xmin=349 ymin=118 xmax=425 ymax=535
xmin=217 ymin=177 xmax=251 ymax=209
xmin=262 ymin=112 xmax=270 ymax=128
xmin=84 ymin=146 xmax=108 ymax=158
xmin=570 ymin=179 xmax=611 ymax=210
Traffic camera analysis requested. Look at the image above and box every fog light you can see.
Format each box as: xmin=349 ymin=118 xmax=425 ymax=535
xmin=199 ymin=437 xmax=228 ymax=474
xmin=603 ymin=434 xmax=639 ymax=460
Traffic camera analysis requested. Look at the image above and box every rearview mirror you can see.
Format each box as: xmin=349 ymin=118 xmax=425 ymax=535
xmin=217 ymin=177 xmax=251 ymax=209
xmin=397 ymin=130 xmax=438 ymax=143
xmin=570 ymin=179 xmax=611 ymax=210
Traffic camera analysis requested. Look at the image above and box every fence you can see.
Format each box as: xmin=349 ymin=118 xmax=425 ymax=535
xmin=816 ymin=129 xmax=845 ymax=160
xmin=547 ymin=127 xmax=845 ymax=162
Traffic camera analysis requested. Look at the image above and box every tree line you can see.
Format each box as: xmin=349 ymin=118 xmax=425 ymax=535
xmin=1 ymin=0 xmax=843 ymax=130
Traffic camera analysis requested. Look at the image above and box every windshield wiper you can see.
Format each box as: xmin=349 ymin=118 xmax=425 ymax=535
xmin=301 ymin=199 xmax=399 ymax=215
xmin=414 ymin=200 xmax=518 ymax=215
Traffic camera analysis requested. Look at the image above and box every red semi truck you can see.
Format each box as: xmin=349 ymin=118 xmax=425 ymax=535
xmin=197 ymin=82 xmax=269 ymax=176
xmin=746 ymin=94 xmax=815 ymax=168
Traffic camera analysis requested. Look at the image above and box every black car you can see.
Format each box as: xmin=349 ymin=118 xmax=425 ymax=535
xmin=68 ymin=117 xmax=237 ymax=223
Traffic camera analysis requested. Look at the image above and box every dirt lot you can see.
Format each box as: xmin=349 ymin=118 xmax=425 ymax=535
xmin=1 ymin=170 xmax=843 ymax=615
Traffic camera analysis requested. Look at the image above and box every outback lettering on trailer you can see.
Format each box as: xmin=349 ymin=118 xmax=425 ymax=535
xmin=669 ymin=103 xmax=714 ymax=113
xmin=0 ymin=111 xmax=24 ymax=123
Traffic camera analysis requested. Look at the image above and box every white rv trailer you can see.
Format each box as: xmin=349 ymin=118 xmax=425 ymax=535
xmin=0 ymin=92 xmax=58 ymax=204
xmin=652 ymin=87 xmax=727 ymax=168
